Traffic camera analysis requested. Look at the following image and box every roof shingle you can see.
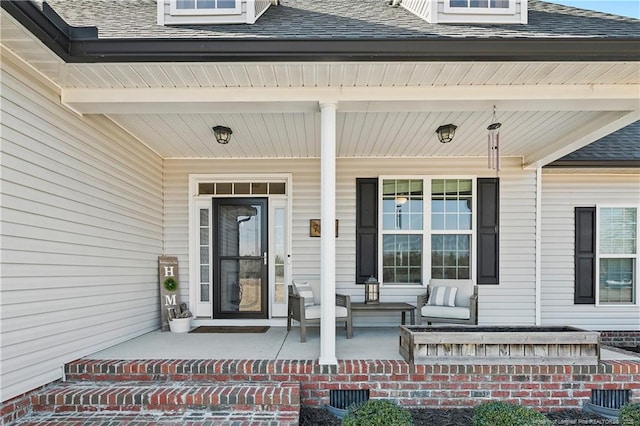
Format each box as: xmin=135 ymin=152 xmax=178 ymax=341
xmin=38 ymin=0 xmax=640 ymax=40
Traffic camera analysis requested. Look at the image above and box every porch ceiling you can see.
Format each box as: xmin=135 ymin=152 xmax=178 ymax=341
xmin=2 ymin=8 xmax=639 ymax=167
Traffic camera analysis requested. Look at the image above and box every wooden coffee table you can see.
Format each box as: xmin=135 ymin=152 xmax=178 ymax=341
xmin=351 ymin=302 xmax=416 ymax=325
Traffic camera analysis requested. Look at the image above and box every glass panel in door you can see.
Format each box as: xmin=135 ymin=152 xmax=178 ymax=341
xmin=213 ymin=198 xmax=268 ymax=319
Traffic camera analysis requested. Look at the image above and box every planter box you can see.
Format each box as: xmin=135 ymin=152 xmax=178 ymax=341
xmin=399 ymin=325 xmax=600 ymax=365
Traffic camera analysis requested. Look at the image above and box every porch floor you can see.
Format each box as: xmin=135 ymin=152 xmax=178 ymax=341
xmin=86 ymin=326 xmax=637 ymax=361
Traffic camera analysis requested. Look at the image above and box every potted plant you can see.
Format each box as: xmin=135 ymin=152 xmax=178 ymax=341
xmin=168 ymin=302 xmax=193 ymax=333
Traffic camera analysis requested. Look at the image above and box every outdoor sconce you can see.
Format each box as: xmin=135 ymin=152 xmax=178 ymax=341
xmin=212 ymin=125 xmax=233 ymax=144
xmin=436 ymin=123 xmax=457 ymax=144
xmin=364 ymin=276 xmax=380 ymax=304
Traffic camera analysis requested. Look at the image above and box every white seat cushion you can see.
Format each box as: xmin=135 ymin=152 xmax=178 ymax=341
xmin=293 ymin=281 xmax=315 ymax=306
xmin=421 ymin=305 xmax=470 ymax=320
xmin=428 ymin=286 xmax=458 ymax=307
xmin=305 ymin=305 xmax=348 ymax=320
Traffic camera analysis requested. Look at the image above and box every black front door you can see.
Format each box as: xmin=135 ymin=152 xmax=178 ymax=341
xmin=213 ymin=198 xmax=268 ymax=319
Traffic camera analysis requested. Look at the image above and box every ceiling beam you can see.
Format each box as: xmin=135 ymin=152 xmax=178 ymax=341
xmin=61 ymin=84 xmax=640 ymax=115
xmin=523 ymin=109 xmax=640 ymax=169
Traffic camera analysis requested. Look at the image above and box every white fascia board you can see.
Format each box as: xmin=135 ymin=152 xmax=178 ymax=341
xmin=523 ymin=109 xmax=640 ymax=169
xmin=61 ymin=84 xmax=640 ymax=115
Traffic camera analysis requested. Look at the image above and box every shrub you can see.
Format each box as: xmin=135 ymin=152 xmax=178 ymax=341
xmin=619 ymin=403 xmax=640 ymax=426
xmin=342 ymin=399 xmax=412 ymax=426
xmin=473 ymin=401 xmax=552 ymax=426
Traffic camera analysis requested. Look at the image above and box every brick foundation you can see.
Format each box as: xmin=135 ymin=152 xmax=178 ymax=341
xmin=65 ymin=359 xmax=640 ymax=410
xmin=4 ymin=358 xmax=639 ymax=424
xmin=1 ymin=386 xmax=39 ymax=425
xmin=600 ymin=331 xmax=640 ymax=348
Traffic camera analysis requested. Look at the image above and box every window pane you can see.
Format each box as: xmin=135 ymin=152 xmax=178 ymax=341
xmin=177 ymin=0 xmax=195 ymax=8
xmin=216 ymin=182 xmax=232 ymax=194
xmin=234 ymin=182 xmax=250 ymax=194
xmin=268 ymin=182 xmax=286 ymax=194
xmin=198 ymin=0 xmax=215 ymax=8
xmin=600 ymin=208 xmax=636 ymax=255
xmin=431 ymin=234 xmax=470 ymax=280
xmin=432 ymin=179 xmax=472 ymax=231
xmin=383 ymin=179 xmax=423 ymax=231
xmin=217 ymin=0 xmax=236 ymax=7
xmin=470 ymin=0 xmax=489 ymax=7
xmin=382 ymin=234 xmax=422 ymax=284
xmin=200 ymin=208 xmax=209 ymax=226
xmin=200 ymin=246 xmax=209 ymax=264
xmin=199 ymin=183 xmax=214 ymax=195
xmin=450 ymin=0 xmax=468 ymax=6
xmin=200 ymin=265 xmax=209 ymax=283
xmin=200 ymin=284 xmax=210 ymax=302
xmin=599 ymin=258 xmax=634 ymax=303
xmin=252 ymin=182 xmax=268 ymax=194
xmin=491 ymin=0 xmax=510 ymax=7
xmin=200 ymin=227 xmax=209 ymax=245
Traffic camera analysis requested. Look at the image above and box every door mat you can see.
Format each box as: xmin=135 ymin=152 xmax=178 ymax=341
xmin=189 ymin=326 xmax=270 ymax=334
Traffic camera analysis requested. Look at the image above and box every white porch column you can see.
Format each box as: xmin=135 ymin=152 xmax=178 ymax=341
xmin=319 ymin=101 xmax=337 ymax=365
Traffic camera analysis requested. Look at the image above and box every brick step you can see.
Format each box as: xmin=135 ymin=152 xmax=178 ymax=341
xmin=31 ymin=381 xmax=299 ymax=418
xmin=13 ymin=410 xmax=299 ymax=425
xmin=65 ymin=359 xmax=315 ymax=382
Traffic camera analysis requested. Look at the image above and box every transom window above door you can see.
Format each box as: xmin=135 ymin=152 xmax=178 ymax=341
xmin=198 ymin=182 xmax=286 ymax=196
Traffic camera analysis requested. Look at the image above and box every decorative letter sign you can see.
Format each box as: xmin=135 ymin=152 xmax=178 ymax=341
xmin=158 ymin=256 xmax=180 ymax=331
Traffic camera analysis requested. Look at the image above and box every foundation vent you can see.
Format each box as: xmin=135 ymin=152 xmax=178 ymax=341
xmin=329 ymin=389 xmax=370 ymax=410
xmin=591 ymin=389 xmax=630 ymax=409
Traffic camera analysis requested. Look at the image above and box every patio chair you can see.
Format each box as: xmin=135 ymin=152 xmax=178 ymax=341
xmin=287 ymin=282 xmax=353 ymax=342
xmin=416 ymin=279 xmax=478 ymax=325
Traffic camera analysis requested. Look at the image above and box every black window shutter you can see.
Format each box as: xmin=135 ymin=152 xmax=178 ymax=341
xmin=575 ymin=207 xmax=596 ymax=304
xmin=356 ymin=178 xmax=378 ymax=284
xmin=477 ymin=178 xmax=500 ymax=284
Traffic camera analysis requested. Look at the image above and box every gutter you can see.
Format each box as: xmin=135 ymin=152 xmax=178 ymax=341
xmin=3 ymin=1 xmax=640 ymax=63
xmin=545 ymin=161 xmax=640 ymax=168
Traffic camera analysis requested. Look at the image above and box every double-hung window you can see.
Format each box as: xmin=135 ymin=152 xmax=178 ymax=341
xmin=171 ymin=0 xmax=240 ymax=15
xmin=431 ymin=179 xmax=473 ymax=280
xmin=380 ymin=177 xmax=474 ymax=286
xmin=597 ymin=207 xmax=638 ymax=304
xmin=382 ymin=179 xmax=424 ymax=285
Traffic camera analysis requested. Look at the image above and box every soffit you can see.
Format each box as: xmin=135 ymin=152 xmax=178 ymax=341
xmin=2 ymin=9 xmax=639 ymax=166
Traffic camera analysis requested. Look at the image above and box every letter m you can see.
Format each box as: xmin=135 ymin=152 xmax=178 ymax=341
xmin=164 ymin=294 xmax=177 ymax=306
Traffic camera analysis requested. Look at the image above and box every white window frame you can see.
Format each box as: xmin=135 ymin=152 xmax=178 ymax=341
xmin=170 ymin=0 xmax=241 ymax=16
xmin=378 ymin=176 xmax=477 ymax=288
xmin=595 ymin=205 xmax=639 ymax=307
xmin=444 ymin=0 xmax=516 ymax=15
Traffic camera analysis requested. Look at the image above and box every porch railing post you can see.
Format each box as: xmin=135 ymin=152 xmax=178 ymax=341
xmin=319 ymin=101 xmax=337 ymax=365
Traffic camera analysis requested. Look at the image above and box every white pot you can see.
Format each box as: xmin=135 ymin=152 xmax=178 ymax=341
xmin=169 ymin=317 xmax=192 ymax=333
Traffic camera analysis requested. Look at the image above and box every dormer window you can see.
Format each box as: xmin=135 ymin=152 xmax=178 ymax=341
xmin=171 ymin=0 xmax=240 ymax=15
xmin=446 ymin=0 xmax=516 ymax=14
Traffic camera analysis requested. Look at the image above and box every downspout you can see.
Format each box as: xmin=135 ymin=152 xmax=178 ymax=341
xmin=535 ymin=167 xmax=542 ymax=325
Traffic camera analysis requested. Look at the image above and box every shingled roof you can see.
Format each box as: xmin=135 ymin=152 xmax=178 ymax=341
xmin=548 ymin=121 xmax=640 ymax=167
xmin=4 ymin=0 xmax=637 ymax=62
xmin=36 ymin=0 xmax=640 ymax=39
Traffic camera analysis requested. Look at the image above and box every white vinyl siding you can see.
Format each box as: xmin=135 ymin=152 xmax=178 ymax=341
xmin=541 ymin=173 xmax=640 ymax=330
xmin=165 ymin=156 xmax=536 ymax=327
xmin=0 ymin=54 xmax=163 ymax=402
